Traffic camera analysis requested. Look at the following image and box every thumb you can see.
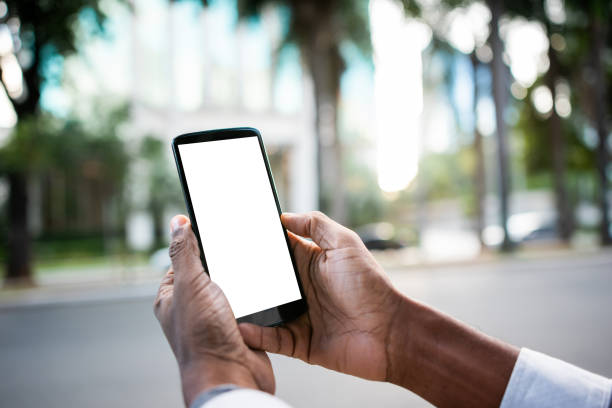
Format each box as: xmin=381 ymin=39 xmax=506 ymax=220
xmin=239 ymin=323 xmax=297 ymax=358
xmin=169 ymin=215 xmax=207 ymax=290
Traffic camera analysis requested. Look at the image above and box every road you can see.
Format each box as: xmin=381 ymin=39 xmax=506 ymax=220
xmin=1 ymin=251 xmax=611 ymax=407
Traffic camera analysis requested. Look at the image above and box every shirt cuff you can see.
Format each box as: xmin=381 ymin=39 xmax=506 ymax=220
xmin=189 ymin=385 xmax=293 ymax=408
xmin=501 ymin=348 xmax=612 ymax=408
xmin=189 ymin=385 xmax=240 ymax=408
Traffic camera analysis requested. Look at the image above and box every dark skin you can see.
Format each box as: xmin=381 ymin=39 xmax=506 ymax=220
xmin=154 ymin=215 xmax=274 ymax=405
xmin=155 ymin=212 xmax=519 ymax=407
xmin=241 ymin=211 xmax=401 ymax=381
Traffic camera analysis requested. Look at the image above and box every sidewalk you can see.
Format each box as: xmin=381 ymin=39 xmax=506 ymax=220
xmin=1 ymin=245 xmax=610 ymax=310
xmin=0 ymin=261 xmax=162 ymax=309
xmin=374 ymin=240 xmax=609 ymax=270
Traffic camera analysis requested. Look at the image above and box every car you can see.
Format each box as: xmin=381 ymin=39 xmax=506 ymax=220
xmin=483 ymin=211 xmax=558 ymax=247
xmin=356 ymin=222 xmax=405 ymax=251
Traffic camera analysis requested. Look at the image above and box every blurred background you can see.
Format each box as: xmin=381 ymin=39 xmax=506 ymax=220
xmin=0 ymin=0 xmax=611 ymax=407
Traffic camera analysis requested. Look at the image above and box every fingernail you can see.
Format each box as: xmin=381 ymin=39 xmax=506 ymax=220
xmin=170 ymin=216 xmax=188 ymax=234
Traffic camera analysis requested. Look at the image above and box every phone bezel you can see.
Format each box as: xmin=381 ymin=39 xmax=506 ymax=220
xmin=172 ymin=127 xmax=308 ymax=327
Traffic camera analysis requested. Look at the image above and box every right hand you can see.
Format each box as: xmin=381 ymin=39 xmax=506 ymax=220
xmin=239 ymin=211 xmax=402 ymax=381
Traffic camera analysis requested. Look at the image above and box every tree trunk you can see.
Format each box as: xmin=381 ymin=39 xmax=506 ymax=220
xmin=4 ymin=15 xmax=41 ymax=284
xmin=151 ymin=199 xmax=165 ymax=250
xmin=310 ymin=57 xmax=345 ymax=224
xmin=487 ymin=0 xmax=512 ymax=250
xmin=470 ymin=53 xmax=486 ymax=247
xmin=300 ymin=12 xmax=346 ymax=224
xmin=546 ymin=47 xmax=574 ymax=242
xmin=546 ymin=44 xmax=572 ymax=242
xmin=590 ymin=13 xmax=611 ymax=246
xmin=5 ymin=172 xmax=32 ymax=285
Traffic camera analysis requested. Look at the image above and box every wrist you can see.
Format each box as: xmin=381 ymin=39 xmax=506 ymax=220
xmin=179 ymin=357 xmax=259 ymax=406
xmin=384 ymin=294 xmax=519 ymax=407
xmin=384 ymin=292 xmax=421 ymax=386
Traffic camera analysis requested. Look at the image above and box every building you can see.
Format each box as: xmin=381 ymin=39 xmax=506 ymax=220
xmin=125 ymin=0 xmax=317 ymax=249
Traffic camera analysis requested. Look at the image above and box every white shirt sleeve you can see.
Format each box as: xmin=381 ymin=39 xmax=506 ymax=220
xmin=501 ymin=348 xmax=612 ymax=408
xmin=192 ymin=388 xmax=293 ymax=408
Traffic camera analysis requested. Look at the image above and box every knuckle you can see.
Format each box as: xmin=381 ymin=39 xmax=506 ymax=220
xmin=346 ymin=229 xmax=362 ymax=245
xmin=153 ymin=294 xmax=163 ymax=316
xmin=310 ymin=211 xmax=326 ymax=222
xmin=168 ymin=236 xmax=187 ymax=260
xmin=154 ymin=271 xmax=174 ymax=317
xmin=161 ymin=270 xmax=174 ymax=285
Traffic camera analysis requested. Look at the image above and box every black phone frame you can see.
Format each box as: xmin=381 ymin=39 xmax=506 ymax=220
xmin=172 ymin=127 xmax=307 ymax=327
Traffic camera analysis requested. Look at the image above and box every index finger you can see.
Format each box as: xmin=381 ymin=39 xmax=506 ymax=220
xmin=281 ymin=211 xmax=359 ymax=250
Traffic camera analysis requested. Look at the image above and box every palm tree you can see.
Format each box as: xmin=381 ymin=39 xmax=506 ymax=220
xmin=236 ymin=0 xmax=371 ymax=224
xmin=484 ymin=0 xmax=512 ymax=250
xmin=545 ymin=33 xmax=573 ymax=242
xmin=504 ymin=1 xmax=574 ymax=242
xmin=586 ymin=0 xmax=611 ymax=245
xmin=507 ymin=0 xmax=610 ymax=245
xmin=470 ymin=52 xmax=486 ymax=246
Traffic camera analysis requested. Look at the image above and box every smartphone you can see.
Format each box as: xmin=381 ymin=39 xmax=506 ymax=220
xmin=172 ymin=127 xmax=307 ymax=327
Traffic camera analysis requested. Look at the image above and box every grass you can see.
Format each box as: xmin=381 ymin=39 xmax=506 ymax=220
xmin=34 ymin=253 xmax=148 ymax=275
xmin=0 ymin=234 xmax=154 ymax=280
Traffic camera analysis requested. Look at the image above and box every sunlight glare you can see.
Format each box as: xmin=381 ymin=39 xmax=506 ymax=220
xmin=503 ymin=19 xmax=548 ymax=88
xmin=370 ymin=0 xmax=431 ymax=193
xmin=544 ymin=0 xmax=566 ymax=25
xmin=0 ymin=53 xmax=23 ymax=98
xmin=445 ymin=2 xmax=490 ymax=55
xmin=0 ymin=24 xmax=13 ymax=55
xmin=0 ymin=81 xmax=17 ymax=130
xmin=554 ymin=80 xmax=571 ymax=118
xmin=531 ymin=85 xmax=553 ymax=114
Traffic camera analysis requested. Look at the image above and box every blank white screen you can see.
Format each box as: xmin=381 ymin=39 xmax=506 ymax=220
xmin=178 ymin=136 xmax=302 ymax=318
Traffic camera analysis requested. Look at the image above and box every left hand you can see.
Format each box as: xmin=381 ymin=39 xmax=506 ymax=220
xmin=154 ymin=215 xmax=275 ymax=406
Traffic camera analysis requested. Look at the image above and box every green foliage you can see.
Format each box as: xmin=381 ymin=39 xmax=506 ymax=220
xmin=33 ymin=233 xmax=107 ymax=262
xmin=419 ymin=150 xmax=473 ymax=200
xmin=344 ymin=162 xmax=385 ymax=228
xmin=0 ymin=105 xmax=131 ymax=267
xmin=236 ymin=0 xmax=371 ymax=63
xmin=0 ymin=105 xmax=129 ymax=182
xmin=516 ymin=82 xmax=597 ymax=177
xmin=139 ymin=135 xmax=184 ymax=213
xmin=0 ymin=116 xmax=61 ymax=173
xmin=4 ymin=0 xmax=107 ymax=56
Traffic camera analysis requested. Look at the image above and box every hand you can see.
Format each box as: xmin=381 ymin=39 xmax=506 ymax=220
xmin=154 ymin=215 xmax=275 ymax=406
xmin=239 ymin=211 xmax=402 ymax=381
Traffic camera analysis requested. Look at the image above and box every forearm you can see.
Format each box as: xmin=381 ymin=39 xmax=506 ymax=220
xmin=386 ymin=292 xmax=519 ymax=407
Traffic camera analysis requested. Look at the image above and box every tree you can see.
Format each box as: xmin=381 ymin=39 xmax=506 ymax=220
xmin=233 ymin=0 xmax=371 ymax=224
xmin=505 ymin=0 xmax=611 ymax=245
xmin=502 ymin=0 xmax=574 ymax=242
xmin=470 ymin=52 xmax=486 ymax=246
xmin=545 ymin=31 xmax=573 ymax=241
xmin=485 ymin=0 xmax=512 ymax=250
xmin=140 ymin=135 xmax=183 ymax=250
xmin=0 ymin=0 xmax=109 ymax=284
xmin=399 ymin=0 xmax=491 ymax=248
xmin=426 ymin=0 xmax=519 ymax=250
xmin=586 ymin=0 xmax=611 ymax=245
xmin=550 ymin=0 xmax=611 ymax=245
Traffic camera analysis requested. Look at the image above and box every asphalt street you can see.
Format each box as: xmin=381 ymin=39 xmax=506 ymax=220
xmin=1 ymin=250 xmax=611 ymax=407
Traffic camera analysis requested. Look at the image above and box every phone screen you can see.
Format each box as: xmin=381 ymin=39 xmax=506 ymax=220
xmin=177 ymin=136 xmax=302 ymax=319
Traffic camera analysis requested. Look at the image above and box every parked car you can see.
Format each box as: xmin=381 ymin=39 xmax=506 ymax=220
xmin=356 ymin=222 xmax=405 ymax=251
